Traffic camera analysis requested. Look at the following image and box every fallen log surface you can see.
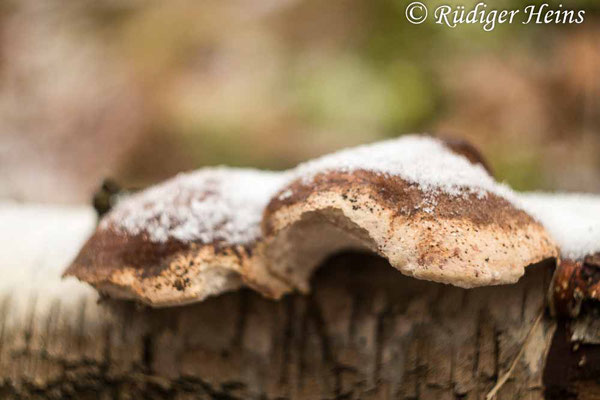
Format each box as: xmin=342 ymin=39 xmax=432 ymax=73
xmin=0 ymin=204 xmax=563 ymax=399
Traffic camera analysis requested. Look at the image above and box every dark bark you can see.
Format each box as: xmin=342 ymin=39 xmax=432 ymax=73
xmin=0 ymin=254 xmax=564 ymax=399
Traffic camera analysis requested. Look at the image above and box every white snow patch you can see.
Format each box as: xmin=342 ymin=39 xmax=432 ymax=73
xmin=278 ymin=188 xmax=293 ymax=201
xmin=0 ymin=202 xmax=98 ymax=328
xmin=103 ymin=167 xmax=289 ymax=244
xmin=291 ymin=134 xmax=516 ymax=206
xmin=519 ymin=192 xmax=600 ymax=260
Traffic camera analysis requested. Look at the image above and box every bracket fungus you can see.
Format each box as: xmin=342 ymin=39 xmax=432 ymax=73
xmin=262 ymin=136 xmax=556 ymax=291
xmin=67 ymin=135 xmax=600 ymax=308
xmin=64 ymin=167 xmax=290 ymax=306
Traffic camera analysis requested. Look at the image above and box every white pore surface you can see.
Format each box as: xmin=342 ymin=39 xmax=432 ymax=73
xmin=290 ymin=134 xmax=515 ymax=206
xmin=519 ymin=192 xmax=600 ymax=260
xmin=0 ymin=203 xmax=97 ymax=328
xmin=103 ymin=167 xmax=289 ymax=244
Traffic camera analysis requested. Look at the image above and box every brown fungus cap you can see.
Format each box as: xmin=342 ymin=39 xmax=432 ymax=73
xmin=64 ymin=167 xmax=290 ymax=307
xmin=262 ymin=169 xmax=556 ymax=291
xmin=260 ymin=135 xmax=556 ymax=291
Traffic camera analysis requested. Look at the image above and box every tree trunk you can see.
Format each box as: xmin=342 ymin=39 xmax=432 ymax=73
xmin=1 ymin=246 xmax=558 ymax=400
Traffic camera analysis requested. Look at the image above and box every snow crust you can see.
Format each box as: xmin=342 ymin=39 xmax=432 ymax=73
xmin=519 ymin=192 xmax=600 ymax=260
xmin=102 ymin=167 xmax=289 ymax=244
xmin=290 ymin=134 xmax=514 ymax=201
xmin=104 ymin=135 xmax=520 ymax=245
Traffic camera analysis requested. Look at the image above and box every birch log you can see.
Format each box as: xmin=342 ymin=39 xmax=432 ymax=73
xmin=0 ymin=203 xmax=561 ymax=399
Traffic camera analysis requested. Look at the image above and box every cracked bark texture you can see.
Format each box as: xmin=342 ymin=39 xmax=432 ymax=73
xmin=0 ymin=253 xmax=557 ymax=400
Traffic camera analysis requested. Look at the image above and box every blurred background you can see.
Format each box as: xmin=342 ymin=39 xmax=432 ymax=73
xmin=1 ymin=0 xmax=599 ymax=204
